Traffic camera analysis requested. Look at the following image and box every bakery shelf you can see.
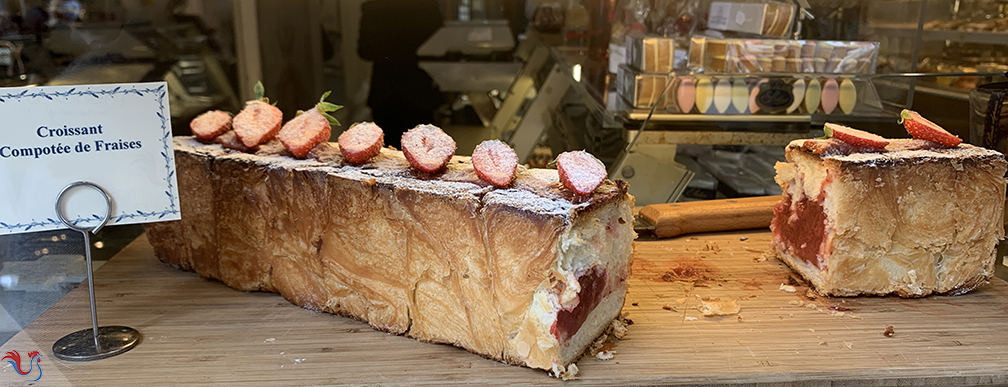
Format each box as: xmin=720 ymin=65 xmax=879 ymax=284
xmin=871 ymin=26 xmax=1008 ymax=45
xmin=623 ymin=129 xmax=810 ymax=146
xmin=624 ymin=111 xmax=811 ymax=123
xmin=909 ymin=82 xmax=973 ymax=101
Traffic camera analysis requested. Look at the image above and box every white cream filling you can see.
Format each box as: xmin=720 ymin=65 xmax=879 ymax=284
xmin=508 ymin=200 xmax=635 ymax=369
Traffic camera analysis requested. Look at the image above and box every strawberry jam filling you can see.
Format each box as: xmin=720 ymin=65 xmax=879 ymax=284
xmin=772 ymin=195 xmax=828 ymax=270
xmin=552 ymin=267 xmax=609 ymax=342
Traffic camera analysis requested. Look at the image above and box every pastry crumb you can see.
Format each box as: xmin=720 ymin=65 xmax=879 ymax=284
xmin=595 ymin=350 xmax=614 ymax=361
xmin=843 ymin=341 xmax=853 ymax=349
xmin=819 ymin=341 xmax=827 ymax=346
xmin=779 ymin=283 xmax=797 ymax=293
xmin=685 ymin=316 xmax=698 ymax=321
xmin=662 ymin=304 xmax=673 ymax=311
xmin=697 ymin=297 xmax=741 ymax=316
xmin=587 ymin=334 xmax=607 ymax=356
xmin=739 ymin=237 xmax=749 ymax=241
xmin=611 ymin=318 xmax=628 ymax=339
xmin=883 ymin=325 xmax=895 ymax=338
xmin=551 ymin=363 xmax=579 ymax=380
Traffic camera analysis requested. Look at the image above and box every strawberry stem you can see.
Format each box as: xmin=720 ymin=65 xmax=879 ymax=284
xmin=317 ymin=102 xmax=342 ymax=113
xmin=321 ymin=112 xmax=340 ymax=126
xmin=247 ymin=81 xmax=272 ymax=104
xmin=898 ymin=109 xmax=911 ymax=125
xmin=312 ymin=91 xmax=343 ymax=124
xmin=254 ymin=81 xmax=265 ymax=101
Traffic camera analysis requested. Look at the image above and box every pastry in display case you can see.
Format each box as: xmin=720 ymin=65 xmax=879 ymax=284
xmin=147 ymin=128 xmax=635 ymax=376
xmin=862 ymin=0 xmax=1008 ymax=90
xmin=612 ymin=0 xmax=889 ymax=118
xmin=153 ymin=75 xmax=637 ymax=376
xmin=773 ymin=120 xmax=1006 ymax=297
xmin=706 ymin=1 xmax=796 ymax=38
xmin=618 ymin=36 xmax=882 ymax=116
xmin=687 ymin=38 xmax=879 ymax=74
xmin=607 ymin=0 xmax=1008 ymax=120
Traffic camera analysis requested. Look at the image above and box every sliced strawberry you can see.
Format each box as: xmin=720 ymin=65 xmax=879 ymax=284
xmin=472 ymin=140 xmax=518 ymax=187
xmin=190 ymin=110 xmax=232 ymax=140
xmin=899 ymin=109 xmax=962 ymax=147
xmin=215 ymin=130 xmax=254 ymax=153
xmin=556 ymin=150 xmax=607 ymax=196
xmin=823 ymin=122 xmax=889 ymax=149
xmin=401 ymin=124 xmax=456 ymax=172
xmin=338 ymin=122 xmax=384 ymax=164
xmin=256 ymin=138 xmax=287 ymax=156
xmin=233 ymin=101 xmax=283 ymax=148
xmin=278 ymin=109 xmax=331 ymax=158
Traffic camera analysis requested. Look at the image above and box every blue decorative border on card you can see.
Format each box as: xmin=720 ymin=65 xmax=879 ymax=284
xmin=0 ymin=84 xmax=179 ymax=232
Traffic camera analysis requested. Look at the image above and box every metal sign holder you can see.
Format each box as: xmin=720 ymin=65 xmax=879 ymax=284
xmin=51 ymin=181 xmax=140 ymax=361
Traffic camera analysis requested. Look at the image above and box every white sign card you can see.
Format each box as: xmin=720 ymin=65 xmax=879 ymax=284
xmin=0 ymin=82 xmax=181 ymax=235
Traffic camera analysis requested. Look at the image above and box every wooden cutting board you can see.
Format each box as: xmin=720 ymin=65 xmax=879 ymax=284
xmin=3 ymin=232 xmax=1008 ymax=386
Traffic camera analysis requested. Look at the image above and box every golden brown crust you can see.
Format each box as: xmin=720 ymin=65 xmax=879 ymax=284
xmin=146 ymin=137 xmax=635 ymax=372
xmin=773 ymin=140 xmax=1007 ymax=297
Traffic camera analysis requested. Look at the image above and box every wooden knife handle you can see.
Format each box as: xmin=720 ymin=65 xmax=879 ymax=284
xmin=639 ymin=195 xmax=783 ymax=238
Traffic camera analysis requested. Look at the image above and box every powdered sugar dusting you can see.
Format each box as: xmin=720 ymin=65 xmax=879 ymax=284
xmin=788 ymin=139 xmax=1005 ymax=167
xmin=176 ymin=137 xmax=329 ymax=170
xmin=484 ymin=188 xmax=573 ymax=216
xmin=173 ymin=137 xmax=627 ymax=218
xmin=350 ymin=168 xmax=489 ymax=199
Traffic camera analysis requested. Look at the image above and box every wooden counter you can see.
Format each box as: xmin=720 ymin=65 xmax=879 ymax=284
xmin=4 ymin=231 xmax=1008 ymax=386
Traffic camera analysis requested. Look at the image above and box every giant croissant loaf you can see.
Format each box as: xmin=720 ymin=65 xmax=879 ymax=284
xmin=771 ymin=122 xmax=1007 ymax=297
xmin=145 ymin=136 xmax=635 ymax=375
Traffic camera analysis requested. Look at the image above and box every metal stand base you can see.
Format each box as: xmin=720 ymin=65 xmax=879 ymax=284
xmin=52 ymin=182 xmax=142 ymax=362
xmin=52 ymin=326 xmax=141 ymax=361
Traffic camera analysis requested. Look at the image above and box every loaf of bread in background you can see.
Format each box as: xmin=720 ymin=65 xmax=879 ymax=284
xmin=145 ymin=137 xmax=635 ymax=374
xmin=771 ymin=139 xmax=1007 ymax=297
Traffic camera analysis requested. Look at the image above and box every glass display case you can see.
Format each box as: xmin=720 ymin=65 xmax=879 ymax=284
xmin=504 ymin=0 xmax=1008 ymax=204
xmin=1 ymin=3 xmax=1008 ymax=385
xmin=2 ymin=0 xmax=1008 ymax=350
